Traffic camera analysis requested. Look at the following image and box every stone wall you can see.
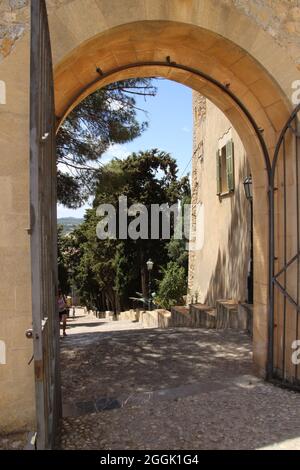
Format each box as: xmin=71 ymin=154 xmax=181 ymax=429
xmin=228 ymin=0 xmax=300 ymax=66
xmin=139 ymin=310 xmax=172 ymax=329
xmin=188 ymin=94 xmax=207 ymax=298
xmin=188 ymin=92 xmax=251 ymax=306
xmin=0 ymin=0 xmax=29 ymax=64
xmin=118 ymin=310 xmax=140 ymax=322
xmin=2 ymin=1 xmax=300 ymax=68
xmin=0 ymin=26 xmax=34 ymax=433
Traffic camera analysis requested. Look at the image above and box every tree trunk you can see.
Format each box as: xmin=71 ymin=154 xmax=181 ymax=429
xmin=140 ymin=250 xmax=147 ymax=299
xmin=115 ymin=293 xmax=121 ymax=314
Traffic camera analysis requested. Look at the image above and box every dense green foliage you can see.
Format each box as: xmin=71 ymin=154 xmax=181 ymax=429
xmin=60 ymin=150 xmax=190 ymax=312
xmin=57 ymin=79 xmax=156 ymax=208
xmin=155 ymin=262 xmax=187 ymax=309
xmin=57 ymin=225 xmax=71 ymax=295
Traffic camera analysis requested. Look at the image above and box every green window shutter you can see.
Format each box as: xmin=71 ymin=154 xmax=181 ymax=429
xmin=226 ymin=139 xmax=234 ymax=192
xmin=216 ymin=149 xmax=221 ymax=195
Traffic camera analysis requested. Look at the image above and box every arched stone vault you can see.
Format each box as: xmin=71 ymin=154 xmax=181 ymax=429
xmin=0 ymin=0 xmax=300 ymax=433
xmin=54 ymin=19 xmax=292 ymax=144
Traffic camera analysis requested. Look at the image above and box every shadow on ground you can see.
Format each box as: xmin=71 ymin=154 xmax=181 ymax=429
xmin=60 ymin=328 xmax=252 ymax=400
xmin=59 ymin=324 xmax=300 ymax=450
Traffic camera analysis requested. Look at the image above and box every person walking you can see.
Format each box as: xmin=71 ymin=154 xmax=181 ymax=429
xmin=58 ymin=289 xmax=68 ymax=337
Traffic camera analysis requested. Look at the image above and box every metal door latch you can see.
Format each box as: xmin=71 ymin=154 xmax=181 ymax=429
xmin=25 ymin=329 xmax=33 ymax=339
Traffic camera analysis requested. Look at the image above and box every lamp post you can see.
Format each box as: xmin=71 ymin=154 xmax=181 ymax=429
xmin=243 ymin=175 xmax=253 ymax=304
xmin=146 ymin=259 xmax=154 ymax=311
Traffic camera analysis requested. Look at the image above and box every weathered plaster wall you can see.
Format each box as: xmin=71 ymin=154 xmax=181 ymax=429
xmin=0 ymin=0 xmax=33 ymax=440
xmin=0 ymin=28 xmax=34 ymax=433
xmin=46 ymin=0 xmax=300 ymax=72
xmin=2 ymin=1 xmax=300 ymax=69
xmin=229 ymin=0 xmax=300 ymax=66
xmin=188 ymin=92 xmax=251 ymax=306
xmin=0 ymin=0 xmax=29 ymax=64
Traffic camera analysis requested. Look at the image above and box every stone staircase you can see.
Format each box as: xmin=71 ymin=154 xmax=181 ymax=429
xmin=170 ymin=304 xmax=216 ymax=328
xmin=171 ymin=300 xmax=253 ymax=334
xmin=113 ymin=301 xmax=253 ymax=335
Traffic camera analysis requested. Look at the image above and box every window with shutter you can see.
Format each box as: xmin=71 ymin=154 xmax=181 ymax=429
xmin=226 ymin=139 xmax=234 ymax=192
xmin=216 ymin=138 xmax=234 ymax=197
xmin=216 ymin=149 xmax=221 ymax=195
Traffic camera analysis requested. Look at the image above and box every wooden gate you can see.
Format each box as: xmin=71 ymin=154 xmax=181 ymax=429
xmin=29 ymin=0 xmax=61 ymax=449
xmin=269 ymin=103 xmax=300 ymax=387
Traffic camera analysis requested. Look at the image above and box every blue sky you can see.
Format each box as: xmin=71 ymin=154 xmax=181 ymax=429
xmin=57 ymin=79 xmax=193 ymax=218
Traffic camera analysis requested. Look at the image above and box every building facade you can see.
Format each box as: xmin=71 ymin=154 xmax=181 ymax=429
xmin=188 ymin=93 xmax=252 ymax=307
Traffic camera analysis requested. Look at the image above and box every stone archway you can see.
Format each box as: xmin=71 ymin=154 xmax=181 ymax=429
xmin=52 ymin=18 xmax=292 ymax=381
xmin=0 ymin=0 xmax=299 ymax=437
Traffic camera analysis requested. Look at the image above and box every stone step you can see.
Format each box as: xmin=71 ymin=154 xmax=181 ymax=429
xmin=216 ymin=300 xmax=239 ymax=329
xmin=92 ymin=302 xmax=253 ymax=334
xmin=163 ymin=300 xmax=253 ymax=333
xmin=216 ymin=300 xmax=253 ymax=333
xmin=189 ymin=304 xmax=217 ymax=328
xmin=170 ymin=306 xmax=191 ymax=327
xmin=170 ymin=304 xmax=216 ymax=328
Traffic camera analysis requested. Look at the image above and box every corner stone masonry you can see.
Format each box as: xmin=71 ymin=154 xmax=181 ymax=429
xmin=1 ymin=1 xmax=300 ymax=67
xmin=229 ymin=0 xmax=300 ymax=65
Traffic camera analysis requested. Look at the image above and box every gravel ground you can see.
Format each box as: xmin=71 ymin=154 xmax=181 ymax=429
xmin=59 ymin=313 xmax=300 ymax=450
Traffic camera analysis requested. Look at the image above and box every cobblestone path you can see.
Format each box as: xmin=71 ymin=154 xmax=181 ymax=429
xmin=59 ymin=311 xmax=300 ymax=450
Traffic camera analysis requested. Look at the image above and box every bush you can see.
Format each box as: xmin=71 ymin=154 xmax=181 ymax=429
xmin=156 ymin=262 xmax=187 ymax=310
